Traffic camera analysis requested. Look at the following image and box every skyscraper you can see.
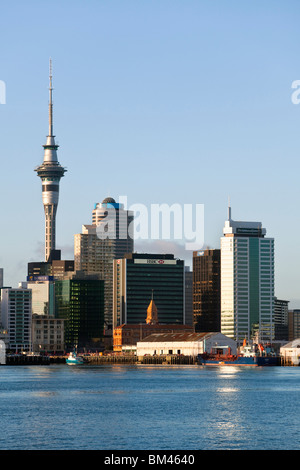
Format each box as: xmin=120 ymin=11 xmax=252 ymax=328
xmin=193 ymin=249 xmax=221 ymax=332
xmin=35 ymin=59 xmax=66 ymax=262
xmin=1 ymin=288 xmax=32 ymax=352
xmin=220 ymin=206 xmax=274 ymax=344
xmin=74 ymin=197 xmax=134 ymax=330
xmin=113 ymin=253 xmax=185 ymax=328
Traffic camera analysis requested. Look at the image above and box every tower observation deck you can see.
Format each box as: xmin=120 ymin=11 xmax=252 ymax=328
xmin=35 ymin=59 xmax=67 ymax=262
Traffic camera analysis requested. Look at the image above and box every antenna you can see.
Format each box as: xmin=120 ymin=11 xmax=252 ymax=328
xmin=49 ymin=57 xmax=53 ymax=136
xmin=228 ymin=195 xmax=231 ymax=221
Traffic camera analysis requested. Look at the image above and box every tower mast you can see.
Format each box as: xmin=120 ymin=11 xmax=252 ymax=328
xmin=35 ymin=59 xmax=67 ymax=262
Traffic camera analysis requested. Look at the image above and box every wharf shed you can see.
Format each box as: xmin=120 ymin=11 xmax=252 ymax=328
xmin=136 ymin=332 xmax=237 ymax=357
xmin=280 ymin=339 xmax=300 ymax=365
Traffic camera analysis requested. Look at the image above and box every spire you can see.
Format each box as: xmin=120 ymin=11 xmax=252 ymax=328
xmin=49 ymin=57 xmax=53 ymax=137
xmin=42 ymin=58 xmax=59 ymax=164
xmin=146 ymin=291 xmax=158 ymax=325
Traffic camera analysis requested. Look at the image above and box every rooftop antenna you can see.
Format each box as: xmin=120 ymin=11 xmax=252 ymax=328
xmin=228 ymin=196 xmax=232 ymax=221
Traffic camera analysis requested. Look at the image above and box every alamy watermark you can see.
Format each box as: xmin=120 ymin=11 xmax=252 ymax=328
xmin=0 ymin=80 xmax=6 ymax=104
xmin=96 ymin=196 xmax=204 ymax=251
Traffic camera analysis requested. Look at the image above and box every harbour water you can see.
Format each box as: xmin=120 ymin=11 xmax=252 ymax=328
xmin=0 ymin=363 xmax=300 ymax=450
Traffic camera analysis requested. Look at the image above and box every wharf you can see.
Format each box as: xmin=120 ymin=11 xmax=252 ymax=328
xmin=81 ymin=354 xmax=197 ymax=365
xmin=5 ymin=355 xmax=51 ymax=366
xmin=50 ymin=354 xmax=198 ymax=365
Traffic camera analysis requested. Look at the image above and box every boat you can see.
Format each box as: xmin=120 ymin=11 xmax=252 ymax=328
xmin=198 ymin=341 xmax=280 ymax=367
xmin=66 ymin=351 xmax=85 ymax=365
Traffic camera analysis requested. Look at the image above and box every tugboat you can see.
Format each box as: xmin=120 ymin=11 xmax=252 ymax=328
xmin=66 ymin=350 xmax=85 ymax=365
xmin=198 ymin=340 xmax=279 ymax=367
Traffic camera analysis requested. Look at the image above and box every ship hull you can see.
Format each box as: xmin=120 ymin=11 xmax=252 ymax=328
xmin=198 ymin=355 xmax=279 ymax=366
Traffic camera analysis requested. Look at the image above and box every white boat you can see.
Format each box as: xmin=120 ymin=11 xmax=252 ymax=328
xmin=66 ymin=351 xmax=85 ymax=365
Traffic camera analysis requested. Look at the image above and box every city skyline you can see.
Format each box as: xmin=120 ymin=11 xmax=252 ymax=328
xmin=0 ymin=1 xmax=300 ymax=307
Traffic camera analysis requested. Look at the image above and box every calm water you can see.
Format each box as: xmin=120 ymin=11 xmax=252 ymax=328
xmin=0 ymin=363 xmax=300 ymax=450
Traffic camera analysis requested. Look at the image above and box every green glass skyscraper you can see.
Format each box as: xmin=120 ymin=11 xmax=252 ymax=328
xmin=55 ymin=279 xmax=104 ymax=349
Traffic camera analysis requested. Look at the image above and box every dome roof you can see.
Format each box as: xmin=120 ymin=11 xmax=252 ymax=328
xmin=102 ymin=197 xmax=116 ymax=204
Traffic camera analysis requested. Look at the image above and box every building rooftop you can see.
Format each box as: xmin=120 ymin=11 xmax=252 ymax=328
xmin=138 ymin=332 xmax=217 ymax=343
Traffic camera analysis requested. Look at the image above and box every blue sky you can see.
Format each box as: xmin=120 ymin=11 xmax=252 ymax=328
xmin=0 ymin=0 xmax=300 ymax=306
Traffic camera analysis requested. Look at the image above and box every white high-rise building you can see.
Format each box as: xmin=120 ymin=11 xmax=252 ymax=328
xmin=221 ymin=207 xmax=274 ymax=344
xmin=1 ymin=288 xmax=32 ymax=352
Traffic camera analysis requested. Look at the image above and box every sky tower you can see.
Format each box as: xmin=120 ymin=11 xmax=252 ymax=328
xmin=35 ymin=59 xmax=66 ymax=262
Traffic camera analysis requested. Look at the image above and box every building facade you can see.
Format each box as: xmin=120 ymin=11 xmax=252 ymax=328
xmin=113 ymin=323 xmax=193 ymax=353
xmin=136 ymin=332 xmax=237 ymax=357
xmin=74 ymin=197 xmax=134 ymax=330
xmin=1 ymin=288 xmax=32 ymax=352
xmin=113 ymin=253 xmax=185 ymax=328
xmin=288 ymin=309 xmax=300 ymax=341
xmin=26 ymin=276 xmax=55 ymax=317
xmin=193 ymin=249 xmax=221 ymax=332
xmin=31 ymin=315 xmax=65 ymax=353
xmin=274 ymin=297 xmax=289 ymax=341
xmin=55 ymin=279 xmax=104 ymax=350
xmin=220 ymin=207 xmax=275 ymax=344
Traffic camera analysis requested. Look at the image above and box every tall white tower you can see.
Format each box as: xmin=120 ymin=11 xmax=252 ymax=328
xmin=220 ymin=205 xmax=275 ymax=344
xmin=35 ymin=59 xmax=66 ymax=262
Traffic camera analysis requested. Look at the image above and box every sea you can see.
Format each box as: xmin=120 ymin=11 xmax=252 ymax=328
xmin=0 ymin=363 xmax=299 ymax=451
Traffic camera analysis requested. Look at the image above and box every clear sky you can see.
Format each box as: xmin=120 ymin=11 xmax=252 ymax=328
xmin=0 ymin=0 xmax=300 ymax=306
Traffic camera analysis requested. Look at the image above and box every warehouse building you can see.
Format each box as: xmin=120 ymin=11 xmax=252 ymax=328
xmin=136 ymin=331 xmax=237 ymax=357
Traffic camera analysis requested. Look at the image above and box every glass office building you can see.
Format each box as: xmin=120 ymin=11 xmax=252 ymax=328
xmin=221 ymin=207 xmax=274 ymax=344
xmin=55 ymin=279 xmax=104 ymax=349
xmin=74 ymin=197 xmax=134 ymax=331
xmin=193 ymin=249 xmax=221 ymax=332
xmin=113 ymin=253 xmax=185 ymax=328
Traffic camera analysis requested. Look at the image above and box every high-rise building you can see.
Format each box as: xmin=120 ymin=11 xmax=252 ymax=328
xmin=193 ymin=249 xmax=221 ymax=332
xmin=0 ymin=269 xmax=3 ymax=288
xmin=27 ymin=259 xmax=74 ymax=280
xmin=220 ymin=206 xmax=274 ymax=344
xmin=55 ymin=278 xmax=105 ymax=350
xmin=113 ymin=253 xmax=185 ymax=328
xmin=25 ymin=276 xmax=55 ymax=316
xmin=288 ymin=309 xmax=300 ymax=341
xmin=35 ymin=60 xmax=66 ymax=262
xmin=74 ymin=197 xmax=134 ymax=330
xmin=1 ymin=288 xmax=32 ymax=352
xmin=184 ymin=267 xmax=193 ymax=326
xmin=274 ymin=297 xmax=289 ymax=341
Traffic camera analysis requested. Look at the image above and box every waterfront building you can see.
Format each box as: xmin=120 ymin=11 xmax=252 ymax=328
xmin=74 ymin=197 xmax=134 ymax=331
xmin=0 ymin=268 xmax=3 ymax=288
xmin=34 ymin=59 xmax=66 ymax=262
xmin=136 ymin=332 xmax=237 ymax=357
xmin=55 ymin=278 xmax=104 ymax=350
xmin=113 ymin=253 xmax=185 ymax=328
xmin=31 ymin=315 xmax=65 ymax=354
xmin=220 ymin=206 xmax=275 ymax=344
xmin=113 ymin=297 xmax=193 ymax=353
xmin=193 ymin=249 xmax=221 ymax=332
xmin=274 ymin=297 xmax=289 ymax=341
xmin=1 ymin=288 xmax=32 ymax=352
xmin=280 ymin=339 xmax=300 ymax=366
